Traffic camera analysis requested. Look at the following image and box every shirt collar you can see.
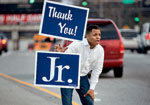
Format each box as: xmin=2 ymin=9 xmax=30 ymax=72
xmin=83 ymin=38 xmax=90 ymax=46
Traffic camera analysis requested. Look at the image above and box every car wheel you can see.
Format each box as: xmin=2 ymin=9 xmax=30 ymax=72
xmin=143 ymin=48 xmax=148 ymax=54
xmin=130 ymin=49 xmax=134 ymax=53
xmin=4 ymin=48 xmax=8 ymax=52
xmin=137 ymin=47 xmax=144 ymax=53
xmin=0 ymin=51 xmax=2 ymax=55
xmin=113 ymin=67 xmax=123 ymax=78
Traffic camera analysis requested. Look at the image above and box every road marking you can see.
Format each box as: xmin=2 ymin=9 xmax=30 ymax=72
xmin=0 ymin=73 xmax=79 ymax=105
xmin=94 ymin=91 xmax=98 ymax=95
xmin=95 ymin=98 xmax=101 ymax=102
xmin=94 ymin=91 xmax=101 ymax=102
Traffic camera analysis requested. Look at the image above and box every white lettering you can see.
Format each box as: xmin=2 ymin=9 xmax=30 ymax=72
xmin=58 ymin=22 xmax=66 ymax=33
xmin=55 ymin=65 xmax=70 ymax=82
xmin=42 ymin=57 xmax=70 ymax=82
xmin=58 ymin=22 xmax=78 ymax=36
xmin=42 ymin=57 xmax=59 ymax=82
xmin=57 ymin=12 xmax=62 ymax=19
xmin=67 ymin=10 xmax=73 ymax=21
xmin=49 ymin=6 xmax=54 ymax=17
xmin=48 ymin=6 xmax=73 ymax=21
xmin=53 ymin=7 xmax=57 ymax=17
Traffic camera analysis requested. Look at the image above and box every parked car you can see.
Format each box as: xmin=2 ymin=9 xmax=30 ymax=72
xmin=0 ymin=32 xmax=8 ymax=52
xmin=64 ymin=18 xmax=125 ymax=78
xmin=138 ymin=22 xmax=150 ymax=54
xmin=120 ymin=29 xmax=139 ymax=52
xmin=0 ymin=38 xmax=2 ymax=55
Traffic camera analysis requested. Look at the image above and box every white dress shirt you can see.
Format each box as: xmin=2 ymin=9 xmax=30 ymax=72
xmin=65 ymin=39 xmax=104 ymax=90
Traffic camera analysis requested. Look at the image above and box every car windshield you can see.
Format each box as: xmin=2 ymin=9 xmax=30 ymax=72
xmin=0 ymin=33 xmax=6 ymax=39
xmin=88 ymin=22 xmax=119 ymax=40
xmin=121 ymin=31 xmax=138 ymax=38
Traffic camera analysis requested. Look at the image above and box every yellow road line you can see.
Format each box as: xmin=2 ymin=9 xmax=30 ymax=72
xmin=0 ymin=73 xmax=79 ymax=105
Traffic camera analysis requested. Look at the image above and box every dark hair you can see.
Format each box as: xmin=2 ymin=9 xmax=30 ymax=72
xmin=86 ymin=24 xmax=100 ymax=35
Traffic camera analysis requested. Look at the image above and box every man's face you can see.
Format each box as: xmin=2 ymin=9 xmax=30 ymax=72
xmin=86 ymin=29 xmax=101 ymax=48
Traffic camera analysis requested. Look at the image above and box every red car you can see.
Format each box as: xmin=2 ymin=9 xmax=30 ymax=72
xmin=0 ymin=39 xmax=2 ymax=55
xmin=0 ymin=32 xmax=8 ymax=52
xmin=63 ymin=18 xmax=124 ymax=77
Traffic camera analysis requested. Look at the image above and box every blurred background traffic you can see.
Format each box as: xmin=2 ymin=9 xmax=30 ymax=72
xmin=0 ymin=0 xmax=150 ymax=105
xmin=0 ymin=0 xmax=150 ymax=53
xmin=0 ymin=0 xmax=150 ymax=78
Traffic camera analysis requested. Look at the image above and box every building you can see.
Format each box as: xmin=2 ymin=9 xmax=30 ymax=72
xmin=0 ymin=0 xmax=150 ymax=50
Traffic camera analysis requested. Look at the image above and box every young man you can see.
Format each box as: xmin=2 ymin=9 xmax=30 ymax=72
xmin=55 ymin=25 xmax=104 ymax=105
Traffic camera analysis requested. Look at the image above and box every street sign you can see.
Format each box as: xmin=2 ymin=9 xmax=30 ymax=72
xmin=122 ymin=0 xmax=135 ymax=4
xmin=34 ymin=51 xmax=81 ymax=88
xmin=39 ymin=0 xmax=89 ymax=41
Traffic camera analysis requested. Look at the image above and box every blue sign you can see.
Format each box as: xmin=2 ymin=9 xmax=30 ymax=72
xmin=39 ymin=0 xmax=89 ymax=41
xmin=34 ymin=51 xmax=81 ymax=88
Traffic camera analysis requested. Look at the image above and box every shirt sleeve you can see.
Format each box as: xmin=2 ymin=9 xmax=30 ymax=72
xmin=65 ymin=41 xmax=79 ymax=53
xmin=90 ymin=47 xmax=104 ymax=90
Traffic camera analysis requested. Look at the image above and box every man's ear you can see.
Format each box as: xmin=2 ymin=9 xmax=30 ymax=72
xmin=86 ymin=34 xmax=90 ymax=39
xmin=86 ymin=34 xmax=88 ymax=38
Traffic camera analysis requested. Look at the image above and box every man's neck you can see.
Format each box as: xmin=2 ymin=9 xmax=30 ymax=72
xmin=90 ymin=45 xmax=96 ymax=49
xmin=88 ymin=41 xmax=96 ymax=49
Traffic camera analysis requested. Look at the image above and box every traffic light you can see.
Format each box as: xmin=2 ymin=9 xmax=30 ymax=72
xmin=28 ymin=0 xmax=35 ymax=4
xmin=134 ymin=17 xmax=140 ymax=23
xmin=81 ymin=1 xmax=88 ymax=6
xmin=122 ymin=0 xmax=135 ymax=4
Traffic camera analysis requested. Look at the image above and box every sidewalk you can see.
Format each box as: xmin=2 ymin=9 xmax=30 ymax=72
xmin=0 ymin=75 xmax=61 ymax=105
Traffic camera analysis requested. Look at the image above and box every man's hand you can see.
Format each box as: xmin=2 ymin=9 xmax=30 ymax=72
xmin=54 ymin=44 xmax=68 ymax=52
xmin=84 ymin=89 xmax=94 ymax=101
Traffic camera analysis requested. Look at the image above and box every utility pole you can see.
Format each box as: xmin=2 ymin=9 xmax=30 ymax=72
xmin=12 ymin=29 xmax=19 ymax=51
xmin=99 ymin=0 xmax=104 ymax=17
xmin=134 ymin=0 xmax=142 ymax=32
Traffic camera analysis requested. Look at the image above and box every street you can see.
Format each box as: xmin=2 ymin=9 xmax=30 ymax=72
xmin=0 ymin=50 xmax=150 ymax=105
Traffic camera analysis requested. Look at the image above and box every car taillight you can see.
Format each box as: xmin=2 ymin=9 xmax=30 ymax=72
xmin=145 ymin=33 xmax=150 ymax=40
xmin=120 ymin=43 xmax=125 ymax=54
xmin=2 ymin=39 xmax=7 ymax=44
xmin=35 ymin=43 xmax=39 ymax=46
xmin=63 ymin=41 xmax=72 ymax=47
